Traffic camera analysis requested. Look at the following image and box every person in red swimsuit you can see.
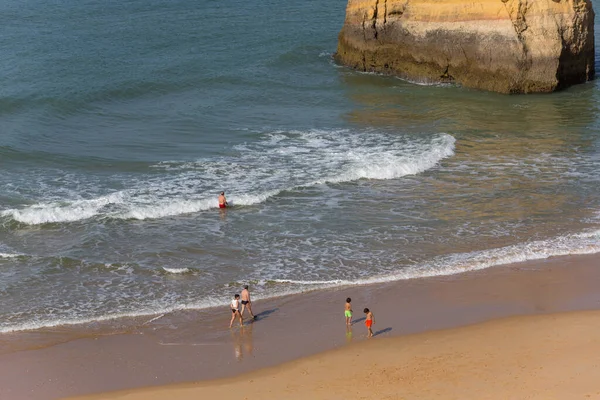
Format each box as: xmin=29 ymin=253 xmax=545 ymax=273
xmin=218 ymin=191 xmax=228 ymax=208
xmin=364 ymin=308 xmax=375 ymax=338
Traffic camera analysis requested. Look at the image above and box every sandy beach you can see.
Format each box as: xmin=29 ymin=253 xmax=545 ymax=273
xmin=68 ymin=310 xmax=600 ymax=400
xmin=1 ymin=252 xmax=600 ymax=399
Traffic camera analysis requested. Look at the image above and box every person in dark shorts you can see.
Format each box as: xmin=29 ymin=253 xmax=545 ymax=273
xmin=240 ymin=285 xmax=256 ymax=319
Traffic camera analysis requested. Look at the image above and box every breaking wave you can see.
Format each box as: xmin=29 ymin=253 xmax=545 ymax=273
xmin=1 ymin=130 xmax=455 ymax=225
xmin=162 ymin=267 xmax=191 ymax=274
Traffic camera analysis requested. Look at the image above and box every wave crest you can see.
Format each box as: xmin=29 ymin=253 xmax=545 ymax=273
xmin=2 ymin=130 xmax=455 ymax=225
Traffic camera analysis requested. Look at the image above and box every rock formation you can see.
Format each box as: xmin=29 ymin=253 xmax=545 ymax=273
xmin=335 ymin=0 xmax=595 ymax=93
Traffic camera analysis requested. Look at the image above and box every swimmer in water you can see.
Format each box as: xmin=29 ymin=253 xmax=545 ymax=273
xmin=218 ymin=191 xmax=228 ymax=209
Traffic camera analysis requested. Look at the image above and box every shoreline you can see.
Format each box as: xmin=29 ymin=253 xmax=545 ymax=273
xmin=3 ymin=226 xmax=599 ymax=337
xmin=1 ymin=252 xmax=600 ymax=399
xmin=66 ymin=310 xmax=600 ymax=400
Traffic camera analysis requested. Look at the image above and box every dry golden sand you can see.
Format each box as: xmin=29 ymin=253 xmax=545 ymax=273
xmin=68 ymin=310 xmax=600 ymax=400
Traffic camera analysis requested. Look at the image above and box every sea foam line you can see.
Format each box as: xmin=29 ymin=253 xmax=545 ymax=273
xmin=1 ymin=192 xmax=126 ymax=225
xmin=162 ymin=267 xmax=190 ymax=274
xmin=1 ymin=228 xmax=598 ymax=334
xmin=0 ymin=244 xmax=25 ymax=259
xmin=0 ymin=299 xmax=221 ymax=334
xmin=2 ymin=132 xmax=456 ymax=225
xmin=0 ymin=253 xmax=22 ymax=258
xmin=276 ymin=229 xmax=600 ymax=287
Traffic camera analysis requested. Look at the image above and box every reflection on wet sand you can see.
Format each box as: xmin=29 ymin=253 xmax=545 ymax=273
xmin=231 ymin=322 xmax=253 ymax=362
xmin=345 ymin=325 xmax=352 ymax=344
xmin=428 ymin=253 xmax=600 ymax=315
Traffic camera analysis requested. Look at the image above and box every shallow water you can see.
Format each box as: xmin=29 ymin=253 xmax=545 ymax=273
xmin=1 ymin=0 xmax=600 ymax=333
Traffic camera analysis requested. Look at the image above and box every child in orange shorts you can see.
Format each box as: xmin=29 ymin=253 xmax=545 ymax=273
xmin=364 ymin=308 xmax=375 ymax=338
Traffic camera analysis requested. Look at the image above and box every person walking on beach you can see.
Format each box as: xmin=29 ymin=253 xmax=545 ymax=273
xmin=240 ymin=285 xmax=256 ymax=319
xmin=230 ymin=294 xmax=243 ymax=328
xmin=344 ymin=297 xmax=353 ymax=325
xmin=218 ymin=191 xmax=228 ymax=209
xmin=364 ymin=308 xmax=375 ymax=338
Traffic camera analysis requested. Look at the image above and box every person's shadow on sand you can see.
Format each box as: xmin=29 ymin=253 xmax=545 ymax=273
xmin=352 ymin=317 xmax=366 ymax=324
xmin=251 ymin=308 xmax=278 ymax=322
xmin=374 ymin=327 xmax=392 ymax=337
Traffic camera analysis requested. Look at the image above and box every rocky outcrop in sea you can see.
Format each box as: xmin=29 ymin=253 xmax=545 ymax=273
xmin=335 ymin=0 xmax=595 ymax=93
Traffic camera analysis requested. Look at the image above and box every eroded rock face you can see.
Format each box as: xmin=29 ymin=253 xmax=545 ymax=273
xmin=335 ymin=0 xmax=595 ymax=93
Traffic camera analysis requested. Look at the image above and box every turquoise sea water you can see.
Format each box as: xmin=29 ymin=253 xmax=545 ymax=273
xmin=1 ymin=0 xmax=600 ymax=333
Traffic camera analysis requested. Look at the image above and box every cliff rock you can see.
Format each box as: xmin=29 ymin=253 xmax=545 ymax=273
xmin=335 ymin=0 xmax=595 ymax=93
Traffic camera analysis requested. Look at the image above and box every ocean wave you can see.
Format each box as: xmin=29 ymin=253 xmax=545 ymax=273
xmin=0 ymin=252 xmax=23 ymax=259
xmin=1 ymin=192 xmax=126 ymax=225
xmin=0 ymin=303 xmax=215 ymax=334
xmin=1 ymin=228 xmax=598 ymax=334
xmin=162 ymin=267 xmax=190 ymax=274
xmin=2 ymin=130 xmax=456 ymax=225
xmin=118 ymin=190 xmax=281 ymax=220
xmin=276 ymin=229 xmax=600 ymax=287
xmin=270 ymin=278 xmax=348 ymax=285
xmin=311 ymin=134 xmax=455 ymax=184
xmin=0 ymin=243 xmax=25 ymax=259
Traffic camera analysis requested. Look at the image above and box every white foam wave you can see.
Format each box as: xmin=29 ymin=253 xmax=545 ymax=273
xmin=0 ymin=244 xmax=24 ymax=259
xmin=271 ymin=278 xmax=347 ymax=285
xmin=3 ymin=130 xmax=456 ymax=225
xmin=313 ymin=134 xmax=455 ymax=184
xmin=121 ymin=190 xmax=280 ymax=220
xmin=143 ymin=314 xmax=165 ymax=325
xmin=0 ymin=298 xmax=225 ymax=334
xmin=275 ymin=229 xmax=600 ymax=287
xmin=163 ymin=267 xmax=190 ymax=274
xmin=0 ymin=252 xmax=22 ymax=258
xmin=122 ymin=198 xmax=215 ymax=220
xmin=2 ymin=192 xmax=125 ymax=225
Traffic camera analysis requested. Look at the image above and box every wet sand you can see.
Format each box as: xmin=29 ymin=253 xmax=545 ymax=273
xmin=68 ymin=310 xmax=600 ymax=400
xmin=1 ymin=253 xmax=600 ymax=399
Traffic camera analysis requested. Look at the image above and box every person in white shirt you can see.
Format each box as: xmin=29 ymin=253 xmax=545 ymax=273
xmin=229 ymin=294 xmax=243 ymax=328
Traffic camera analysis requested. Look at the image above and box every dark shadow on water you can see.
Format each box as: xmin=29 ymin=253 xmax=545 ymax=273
xmin=352 ymin=317 xmax=366 ymax=324
xmin=374 ymin=327 xmax=392 ymax=337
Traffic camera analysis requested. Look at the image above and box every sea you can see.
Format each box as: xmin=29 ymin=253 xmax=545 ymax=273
xmin=1 ymin=0 xmax=600 ymax=334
